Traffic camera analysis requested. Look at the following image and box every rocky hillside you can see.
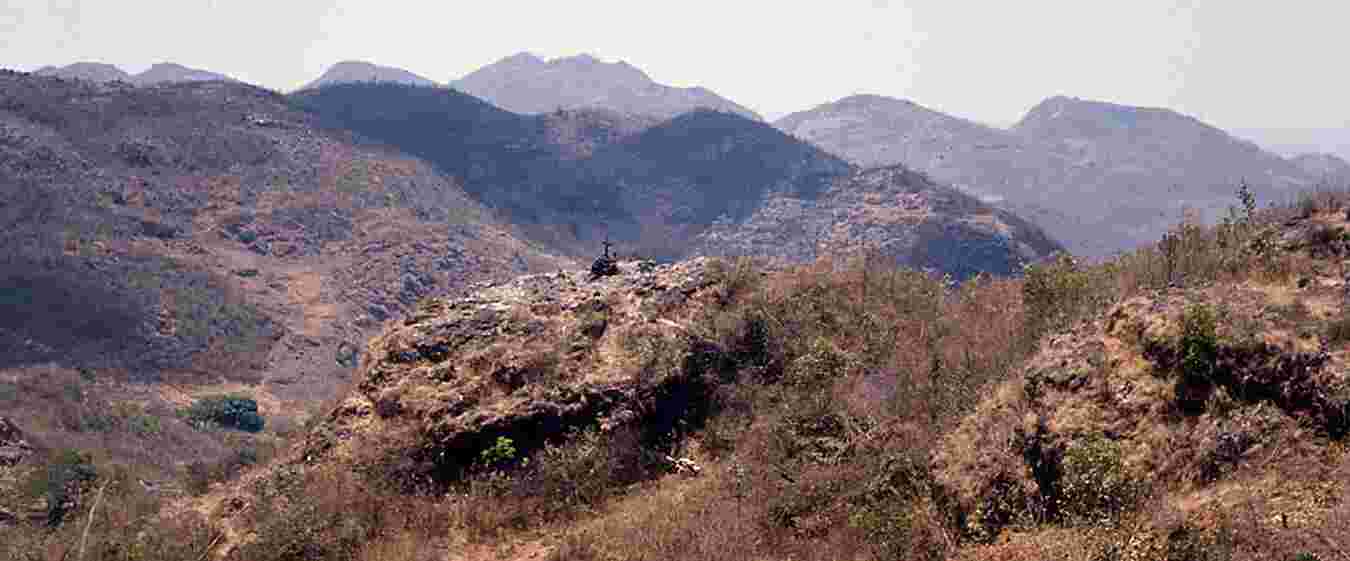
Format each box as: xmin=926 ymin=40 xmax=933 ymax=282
xmin=932 ymin=207 xmax=1350 ymax=559
xmin=694 ymin=165 xmax=1062 ymax=278
xmin=298 ymin=61 xmax=439 ymax=91
xmin=776 ymin=95 xmax=1325 ymax=258
xmin=9 ymin=180 xmax=1350 ymax=559
xmin=453 ymin=52 xmax=762 ymax=121
xmin=539 ymin=107 xmax=661 ymax=160
xmin=172 ymin=256 xmax=734 ymax=557
xmin=294 ymin=83 xmax=1058 ymax=275
xmin=32 ymin=62 xmax=236 ymax=86
xmin=0 ymin=70 xmax=566 ymax=480
xmin=181 ymin=195 xmax=1350 ymax=561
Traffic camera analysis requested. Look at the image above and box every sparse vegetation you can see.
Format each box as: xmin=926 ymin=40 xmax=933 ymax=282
xmin=1056 ymin=435 xmax=1139 ymax=525
xmin=6 ymin=61 xmax=1350 ymax=560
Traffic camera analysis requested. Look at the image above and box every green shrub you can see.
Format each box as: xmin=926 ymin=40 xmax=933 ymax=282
xmin=1179 ymin=303 xmax=1219 ymax=384
xmin=1057 ymin=435 xmax=1137 ymax=525
xmin=783 ymin=337 xmax=853 ymax=389
xmin=529 ymin=428 xmax=621 ymax=516
xmin=28 ymin=449 xmax=99 ymax=526
xmin=479 ymin=436 xmax=519 ymax=469
xmin=181 ymin=394 xmax=265 ymax=432
xmin=1022 ymin=252 xmax=1098 ymax=337
xmin=847 ymin=452 xmax=937 ymax=559
xmin=126 ymin=413 xmax=162 ymax=438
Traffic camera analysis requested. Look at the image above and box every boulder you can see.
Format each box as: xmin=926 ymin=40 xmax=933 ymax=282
xmin=0 ymin=416 xmax=34 ymax=467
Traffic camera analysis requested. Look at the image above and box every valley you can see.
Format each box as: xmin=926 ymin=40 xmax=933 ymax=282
xmin=2 ymin=39 xmax=1349 ymax=561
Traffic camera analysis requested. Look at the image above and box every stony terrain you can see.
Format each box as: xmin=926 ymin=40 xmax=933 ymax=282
xmin=453 ymin=52 xmax=762 ymax=121
xmin=694 ymin=165 xmax=1062 ymax=278
xmin=167 ymin=200 xmax=1350 ymax=561
xmin=192 ymin=256 xmax=732 ymax=555
xmin=933 ymin=208 xmax=1350 ymax=559
xmin=0 ymin=71 xmax=567 ymax=488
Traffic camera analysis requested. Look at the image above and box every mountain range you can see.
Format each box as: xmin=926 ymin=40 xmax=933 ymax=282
xmin=7 ymin=48 xmax=1350 ymax=561
xmin=0 ymin=70 xmax=1056 ymax=451
xmin=33 ymin=62 xmax=236 ymax=86
xmin=291 ymin=82 xmax=1054 ymax=271
xmin=20 ymin=55 xmax=1350 ymax=259
xmin=776 ymin=94 xmax=1335 ymax=256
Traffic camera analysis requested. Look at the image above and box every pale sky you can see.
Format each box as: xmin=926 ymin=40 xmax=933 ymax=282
xmin=3 ymin=1 xmax=1347 ymax=144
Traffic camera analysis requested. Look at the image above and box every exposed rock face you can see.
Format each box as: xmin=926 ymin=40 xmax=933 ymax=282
xmin=694 ymin=165 xmax=1063 ymax=279
xmin=931 ymin=210 xmax=1350 ymax=545
xmin=299 ymin=60 xmax=440 ymax=91
xmin=540 ymin=107 xmax=660 ymax=160
xmin=298 ymin=258 xmax=729 ymax=489
xmin=0 ymin=417 xmax=33 ymax=467
xmin=777 ymin=95 xmax=1322 ymax=257
xmin=453 ymin=52 xmax=761 ymax=121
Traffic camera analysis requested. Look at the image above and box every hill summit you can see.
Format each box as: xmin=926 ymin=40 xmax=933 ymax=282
xmin=33 ymin=62 xmax=235 ymax=86
xmin=453 ymin=52 xmax=762 ymax=120
xmin=777 ymin=94 xmax=1322 ymax=257
xmin=298 ymin=60 xmax=440 ymax=91
xmin=292 ymin=83 xmax=1060 ymax=275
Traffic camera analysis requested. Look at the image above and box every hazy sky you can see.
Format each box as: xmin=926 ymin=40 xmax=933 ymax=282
xmin=3 ymin=1 xmax=1347 ymax=138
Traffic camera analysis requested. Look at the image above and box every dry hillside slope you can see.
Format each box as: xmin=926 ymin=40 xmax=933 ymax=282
xmin=0 ymin=70 xmax=567 ymax=508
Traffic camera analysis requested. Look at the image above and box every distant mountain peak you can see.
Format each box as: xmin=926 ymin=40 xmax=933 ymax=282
xmin=779 ymin=92 xmax=1323 ymax=258
xmin=301 ymin=61 xmax=439 ymax=91
xmin=33 ymin=61 xmax=233 ymax=86
xmin=132 ymin=62 xmax=235 ymax=86
xmin=453 ymin=52 xmax=760 ymax=120
xmin=32 ymin=62 xmax=132 ymax=83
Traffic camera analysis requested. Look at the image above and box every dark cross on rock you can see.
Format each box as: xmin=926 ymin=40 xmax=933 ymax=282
xmin=590 ymin=236 xmax=620 ymax=280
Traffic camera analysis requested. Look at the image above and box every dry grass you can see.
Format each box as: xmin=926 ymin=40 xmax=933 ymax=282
xmin=9 ymin=184 xmax=1350 ymax=561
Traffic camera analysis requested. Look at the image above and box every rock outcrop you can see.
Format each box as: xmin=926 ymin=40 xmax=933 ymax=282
xmin=0 ymin=417 xmax=33 ymax=467
xmin=694 ymin=165 xmax=1063 ymax=279
xmin=296 ymin=258 xmax=732 ymax=489
xmin=930 ymin=209 xmax=1350 ymax=553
